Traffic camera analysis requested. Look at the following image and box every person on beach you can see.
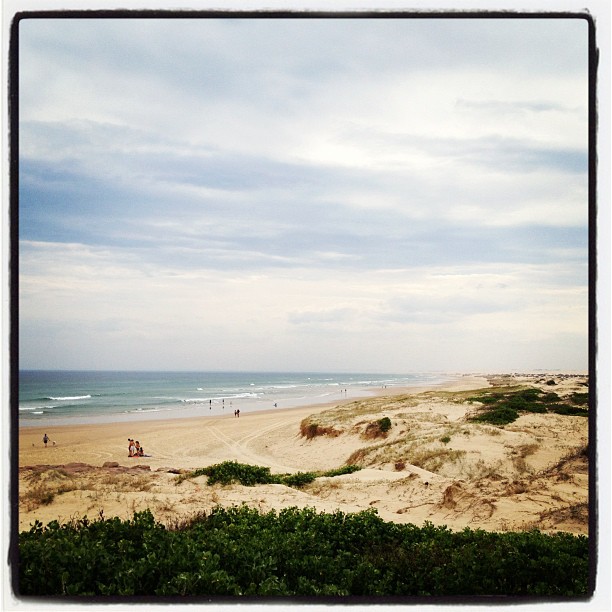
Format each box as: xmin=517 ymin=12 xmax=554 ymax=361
xmin=135 ymin=441 xmax=141 ymax=456
xmin=236 ymin=409 xmax=240 ymax=418
xmin=43 ymin=433 xmax=49 ymax=448
xmin=128 ymin=438 xmax=136 ymax=457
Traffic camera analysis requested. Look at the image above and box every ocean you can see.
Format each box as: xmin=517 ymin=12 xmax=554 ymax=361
xmin=18 ymin=370 xmax=456 ymax=427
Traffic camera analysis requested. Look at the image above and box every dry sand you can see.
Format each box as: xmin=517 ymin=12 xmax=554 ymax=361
xmin=18 ymin=374 xmax=589 ymax=535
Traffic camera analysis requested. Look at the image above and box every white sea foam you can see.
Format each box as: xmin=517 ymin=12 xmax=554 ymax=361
xmin=48 ymin=395 xmax=91 ymax=401
xmin=21 ymin=404 xmax=59 ymax=411
xmin=131 ymin=407 xmax=172 ymax=413
xmin=269 ymin=384 xmax=300 ymax=389
xmin=181 ymin=392 xmax=259 ymax=403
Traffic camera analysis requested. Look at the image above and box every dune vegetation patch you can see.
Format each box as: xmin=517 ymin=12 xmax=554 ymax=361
xmin=299 ymin=420 xmax=342 ymax=439
xmin=362 ymin=417 xmax=393 ymax=440
xmin=20 ymin=468 xmax=79 ymax=511
xmin=405 ymin=446 xmax=467 ymax=473
xmin=175 ymin=460 xmax=361 ymax=489
xmin=466 ymin=386 xmax=589 ymax=426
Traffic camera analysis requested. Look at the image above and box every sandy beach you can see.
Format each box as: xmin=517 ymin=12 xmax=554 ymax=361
xmin=18 ymin=374 xmax=589 ymax=535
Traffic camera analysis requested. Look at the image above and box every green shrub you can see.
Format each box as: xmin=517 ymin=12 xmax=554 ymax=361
xmin=551 ymin=405 xmax=588 ymax=417
xmin=280 ymin=472 xmax=317 ymax=488
xmin=467 ymin=386 xmax=587 ymax=426
xmin=363 ymin=417 xmax=392 ymax=439
xmin=378 ymin=417 xmax=392 ymax=433
xmin=568 ymin=392 xmax=589 ymax=406
xmin=202 ymin=461 xmax=276 ymax=486
xmin=517 ymin=401 xmax=547 ymax=414
xmin=19 ymin=508 xmax=590 ymax=597
xmin=471 ymin=406 xmax=519 ymax=426
xmin=177 ymin=462 xmax=362 ymax=489
xmin=323 ymin=465 xmax=361 ymax=477
xmin=468 ymin=393 xmax=505 ymax=405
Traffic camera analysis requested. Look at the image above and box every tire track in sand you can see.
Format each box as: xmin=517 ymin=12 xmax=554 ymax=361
xmin=206 ymin=419 xmax=296 ymax=473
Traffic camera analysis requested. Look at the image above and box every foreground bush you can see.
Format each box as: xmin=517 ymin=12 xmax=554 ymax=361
xmin=19 ymin=507 xmax=589 ymax=597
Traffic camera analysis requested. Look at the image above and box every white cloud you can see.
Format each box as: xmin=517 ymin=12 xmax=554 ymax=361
xmin=17 ymin=16 xmax=590 ymax=371
xmin=19 ymin=239 xmax=588 ymax=371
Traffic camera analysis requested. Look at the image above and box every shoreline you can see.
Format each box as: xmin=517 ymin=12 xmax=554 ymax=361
xmin=18 ymin=376 xmax=489 ymax=471
xmin=18 ymin=373 xmax=476 ymax=431
xmin=18 ymin=375 xmax=486 ymax=434
xmin=18 ymin=371 xmax=465 ymax=430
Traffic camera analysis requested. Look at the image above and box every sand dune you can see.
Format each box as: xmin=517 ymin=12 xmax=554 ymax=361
xmin=18 ymin=374 xmax=589 ymax=535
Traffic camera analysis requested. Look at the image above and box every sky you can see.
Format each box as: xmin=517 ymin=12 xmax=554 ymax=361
xmin=17 ymin=14 xmax=591 ymax=373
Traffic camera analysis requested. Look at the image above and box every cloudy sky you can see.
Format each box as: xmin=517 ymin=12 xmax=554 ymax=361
xmin=18 ymin=14 xmax=590 ymax=373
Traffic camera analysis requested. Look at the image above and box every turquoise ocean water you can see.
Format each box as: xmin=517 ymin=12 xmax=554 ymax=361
xmin=18 ymin=371 xmax=456 ymax=427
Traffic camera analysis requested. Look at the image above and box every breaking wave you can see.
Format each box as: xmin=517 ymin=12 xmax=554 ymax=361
xmin=47 ymin=395 xmax=92 ymax=401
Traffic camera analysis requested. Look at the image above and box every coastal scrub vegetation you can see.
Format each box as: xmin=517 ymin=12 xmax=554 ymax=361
xmin=299 ymin=421 xmax=342 ymax=439
xmin=467 ymin=387 xmax=589 ymax=426
xmin=175 ymin=460 xmax=360 ymax=488
xmin=19 ymin=506 xmax=590 ymax=597
xmin=363 ymin=416 xmax=393 ymax=439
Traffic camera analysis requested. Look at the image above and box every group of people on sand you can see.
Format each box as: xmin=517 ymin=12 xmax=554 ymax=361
xmin=128 ymin=438 xmax=147 ymax=457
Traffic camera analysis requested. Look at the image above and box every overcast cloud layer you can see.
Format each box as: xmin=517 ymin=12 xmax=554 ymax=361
xmin=18 ymin=16 xmax=590 ymax=372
